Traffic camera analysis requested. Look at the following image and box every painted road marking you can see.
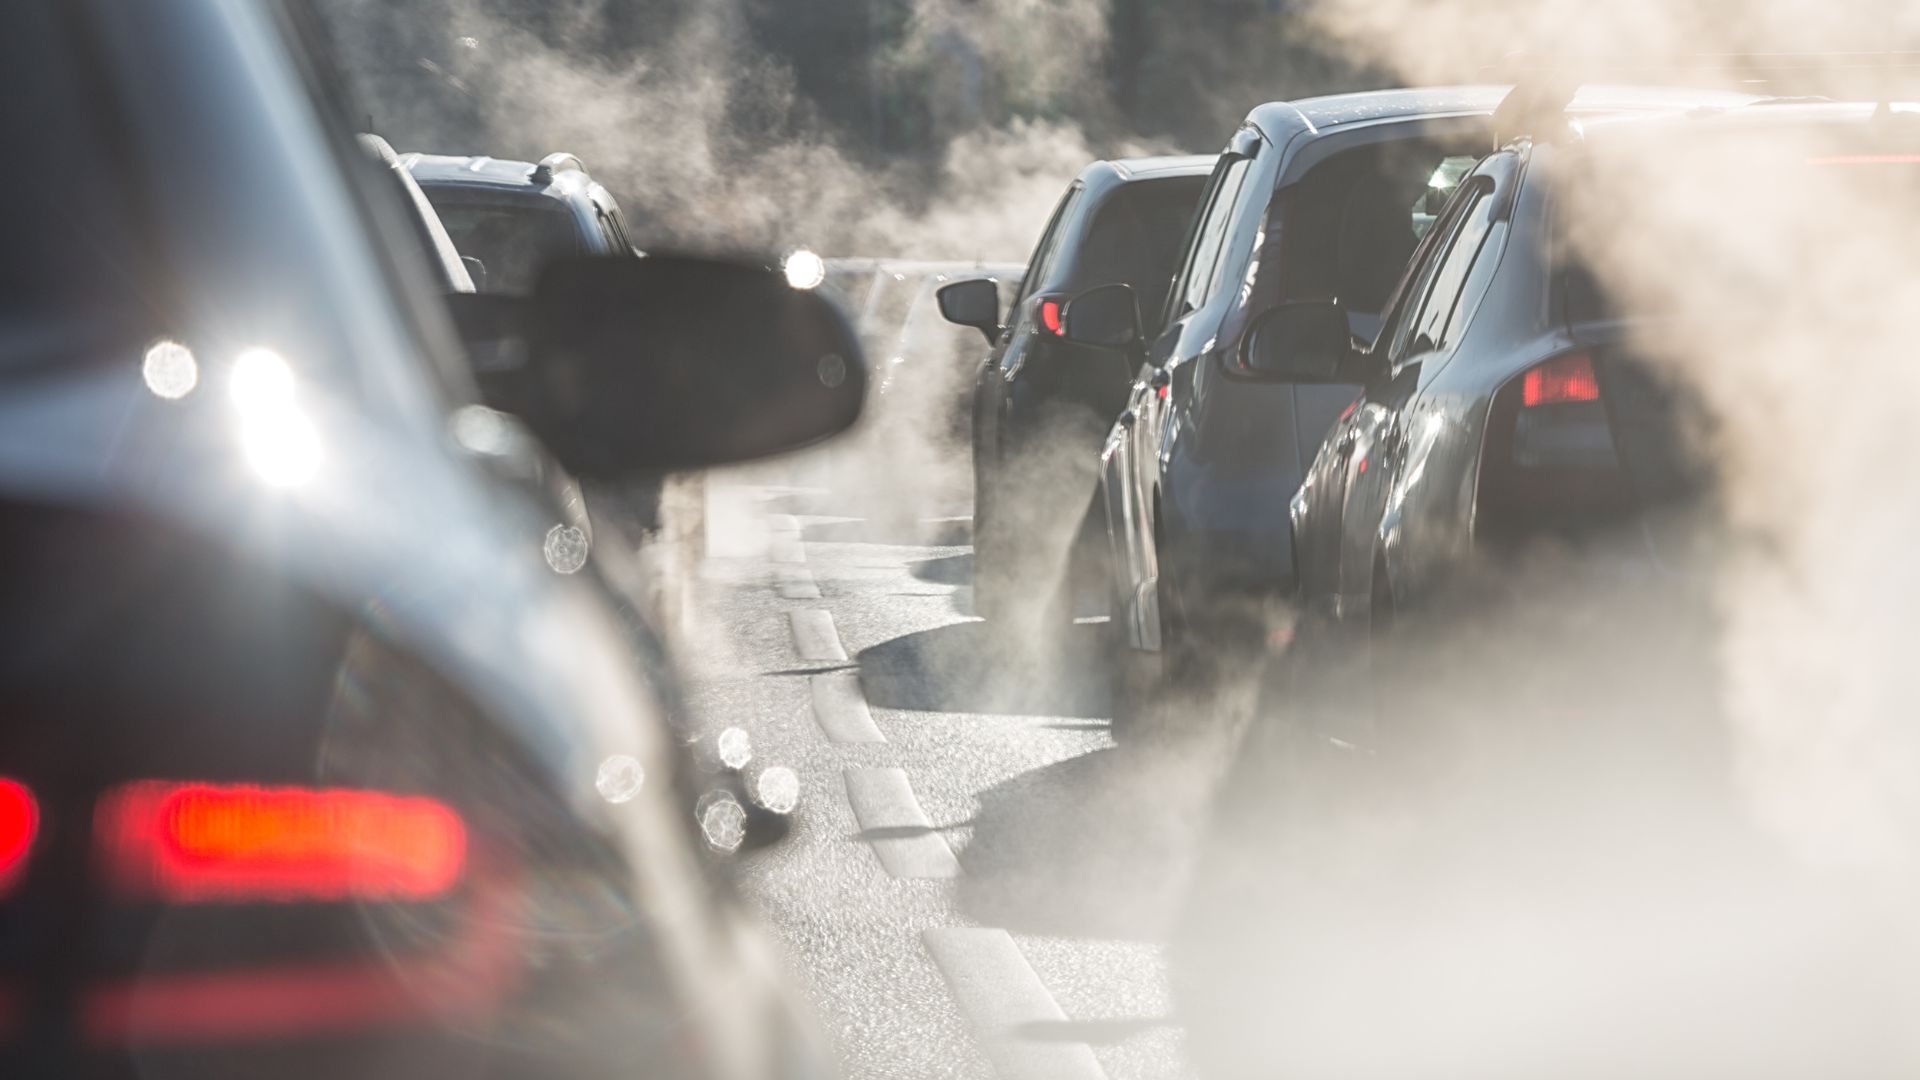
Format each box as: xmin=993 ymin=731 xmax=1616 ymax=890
xmin=775 ymin=565 xmax=822 ymax=600
xmin=922 ymin=928 xmax=1108 ymax=1080
xmin=844 ymin=768 xmax=959 ymax=879
xmin=788 ymin=609 xmax=849 ymax=663
xmin=809 ymin=674 xmax=884 ymax=743
xmin=771 ymin=537 xmax=807 ymax=564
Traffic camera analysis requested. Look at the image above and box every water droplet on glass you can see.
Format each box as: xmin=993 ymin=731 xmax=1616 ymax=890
xmin=544 ymin=524 xmax=589 ymax=574
xmin=595 ymin=755 xmax=645 ymax=804
xmin=817 ymin=353 xmax=847 ymax=389
xmin=142 ymin=340 xmax=198 ymax=400
xmin=697 ymin=790 xmax=747 ymax=853
xmin=754 ymin=766 xmax=800 ymax=815
xmin=716 ymin=726 xmax=753 ymax=770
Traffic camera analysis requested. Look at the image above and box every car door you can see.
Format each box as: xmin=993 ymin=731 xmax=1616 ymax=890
xmin=1293 ymin=175 xmax=1481 ymax=618
xmin=1110 ymin=147 xmax=1254 ymax=645
xmin=982 ymin=185 xmax=1079 ymax=477
xmin=1335 ymin=171 xmax=1506 ymax=622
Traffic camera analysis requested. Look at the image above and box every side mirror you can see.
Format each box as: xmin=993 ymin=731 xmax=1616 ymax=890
xmin=1243 ymin=301 xmax=1354 ymax=382
xmin=937 ymin=278 xmax=1001 ymax=343
xmin=1061 ymin=283 xmax=1141 ymax=350
xmin=451 ymin=254 xmax=866 ymax=478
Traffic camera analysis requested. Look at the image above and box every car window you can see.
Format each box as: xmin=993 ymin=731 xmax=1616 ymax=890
xmin=1375 ymin=178 xmax=1480 ymax=362
xmin=1174 ymin=155 xmax=1253 ymax=318
xmin=425 ymin=195 xmax=583 ymax=294
xmin=1074 ymin=176 xmax=1210 ymax=335
xmin=1014 ymin=186 xmax=1082 ymax=308
xmin=0 ymin=3 xmax=155 ymax=368
xmin=1275 ymin=144 xmax=1483 ymax=318
xmin=1406 ymin=179 xmax=1497 ymax=354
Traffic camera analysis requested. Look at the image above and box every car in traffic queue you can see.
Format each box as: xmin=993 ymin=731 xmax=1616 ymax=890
xmin=1058 ymin=86 xmax=1758 ymax=720
xmin=0 ymin=1 xmax=862 ymax=1077
xmin=402 ymin=151 xmax=643 ymax=292
xmin=1271 ymin=91 xmax=1919 ymax=753
xmin=938 ymin=155 xmax=1213 ymax=624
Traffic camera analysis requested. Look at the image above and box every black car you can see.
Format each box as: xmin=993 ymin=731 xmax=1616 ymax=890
xmin=1064 ymin=87 xmax=1755 ymax=694
xmin=0 ymin=1 xmax=861 ymax=1076
xmin=403 ymin=152 xmax=642 ymax=294
xmin=936 ymin=155 xmax=1214 ymax=624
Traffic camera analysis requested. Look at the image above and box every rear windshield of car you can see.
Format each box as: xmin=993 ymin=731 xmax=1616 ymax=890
xmin=1074 ymin=176 xmax=1209 ymax=332
xmin=420 ymin=193 xmax=581 ymax=294
xmin=0 ymin=3 xmax=155 ymax=368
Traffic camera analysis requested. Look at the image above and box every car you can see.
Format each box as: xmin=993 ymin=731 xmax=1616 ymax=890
xmin=402 ymin=151 xmax=694 ymax=542
xmin=0 ymin=1 xmax=863 ymax=1077
xmin=1060 ymin=86 xmax=1759 ymax=714
xmin=935 ymin=155 xmax=1214 ymax=624
xmin=402 ymin=151 xmax=643 ymax=293
xmin=1174 ymin=89 xmax=1920 ymax=1080
xmin=1277 ymin=91 xmax=1912 ymax=744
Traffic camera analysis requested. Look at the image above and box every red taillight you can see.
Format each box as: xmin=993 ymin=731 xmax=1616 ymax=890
xmin=98 ymin=782 xmax=466 ymax=903
xmin=1521 ymin=352 xmax=1600 ymax=408
xmin=0 ymin=780 xmax=37 ymax=893
xmin=1039 ymin=298 xmax=1065 ymax=337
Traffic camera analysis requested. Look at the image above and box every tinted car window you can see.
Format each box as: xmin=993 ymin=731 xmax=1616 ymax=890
xmin=0 ymin=4 xmax=153 ymax=364
xmin=1074 ymin=176 xmax=1209 ymax=334
xmin=1177 ymin=156 xmax=1252 ymax=316
xmin=1276 ymin=142 xmax=1480 ymax=318
xmin=1407 ymin=180 xmax=1496 ymax=352
xmin=1015 ymin=186 xmax=1082 ymax=307
xmin=1375 ymin=177 xmax=1481 ymax=360
xmin=426 ymin=195 xmax=582 ymax=294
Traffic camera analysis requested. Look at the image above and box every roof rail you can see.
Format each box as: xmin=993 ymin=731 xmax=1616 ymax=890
xmin=528 ymin=152 xmax=586 ymax=186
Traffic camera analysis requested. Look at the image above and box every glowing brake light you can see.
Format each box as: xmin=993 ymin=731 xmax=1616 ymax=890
xmin=1521 ymin=352 xmax=1600 ymax=408
xmin=98 ymin=782 xmax=466 ymax=903
xmin=0 ymin=780 xmax=38 ymax=893
xmin=1039 ymin=298 xmax=1065 ymax=337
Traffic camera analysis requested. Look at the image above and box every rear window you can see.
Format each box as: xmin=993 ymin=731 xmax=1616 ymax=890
xmin=1074 ymin=176 xmax=1208 ymax=334
xmin=0 ymin=2 xmax=155 ymax=367
xmin=1276 ymin=143 xmax=1483 ymax=316
xmin=422 ymin=193 xmax=581 ymax=295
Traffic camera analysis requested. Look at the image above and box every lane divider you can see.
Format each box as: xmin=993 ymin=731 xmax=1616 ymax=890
xmin=922 ymin=928 xmax=1110 ymax=1080
xmin=843 ymin=768 xmax=959 ymax=879
xmin=775 ymin=565 xmax=822 ymax=600
xmin=810 ymin=674 xmax=885 ymax=744
xmin=788 ymin=609 xmax=849 ymax=663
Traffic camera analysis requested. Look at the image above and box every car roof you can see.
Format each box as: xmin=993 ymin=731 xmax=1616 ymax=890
xmin=399 ymin=152 xmax=595 ymax=202
xmin=1568 ymin=99 xmax=1894 ymax=142
xmin=1250 ymin=84 xmax=1764 ymax=140
xmin=1106 ymin=154 xmax=1219 ymax=181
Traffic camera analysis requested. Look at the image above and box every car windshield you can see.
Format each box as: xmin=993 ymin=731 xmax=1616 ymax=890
xmin=424 ymin=194 xmax=581 ymax=294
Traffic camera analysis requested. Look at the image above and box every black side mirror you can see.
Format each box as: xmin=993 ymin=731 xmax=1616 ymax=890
xmin=1243 ymin=301 xmax=1353 ymax=381
xmin=937 ymin=278 xmax=1001 ymax=343
xmin=450 ymin=254 xmax=866 ymax=478
xmin=1061 ymin=283 xmax=1141 ymax=350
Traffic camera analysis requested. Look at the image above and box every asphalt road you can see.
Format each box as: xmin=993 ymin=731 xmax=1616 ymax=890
xmin=675 ymin=466 xmax=1247 ymax=1080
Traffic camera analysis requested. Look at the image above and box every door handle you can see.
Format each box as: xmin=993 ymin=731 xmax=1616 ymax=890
xmin=1117 ymin=409 xmax=1137 ymax=429
xmin=1334 ymin=430 xmax=1358 ymax=456
xmin=1148 ymin=368 xmax=1171 ymax=390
